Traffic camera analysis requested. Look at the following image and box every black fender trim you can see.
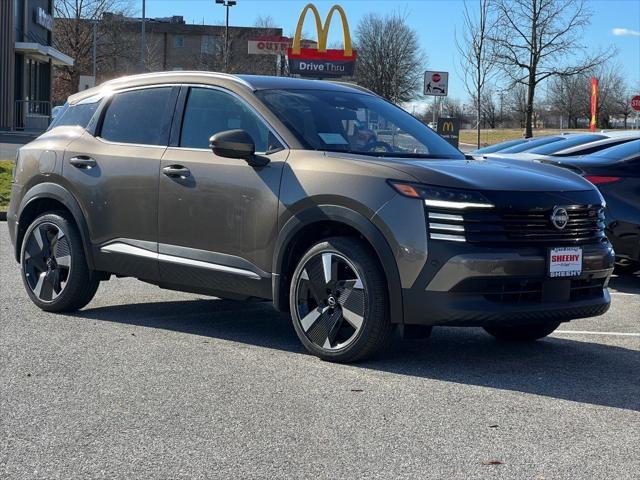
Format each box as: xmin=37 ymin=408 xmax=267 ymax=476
xmin=16 ymin=182 xmax=94 ymax=269
xmin=272 ymin=205 xmax=404 ymax=324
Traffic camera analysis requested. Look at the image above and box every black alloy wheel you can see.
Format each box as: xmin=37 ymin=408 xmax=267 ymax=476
xmin=23 ymin=222 xmax=71 ymax=302
xmin=290 ymin=237 xmax=394 ymax=362
xmin=21 ymin=212 xmax=100 ymax=312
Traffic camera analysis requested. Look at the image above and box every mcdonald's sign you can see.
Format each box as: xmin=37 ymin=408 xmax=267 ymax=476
xmin=436 ymin=117 xmax=460 ymax=148
xmin=287 ymin=3 xmax=357 ymax=78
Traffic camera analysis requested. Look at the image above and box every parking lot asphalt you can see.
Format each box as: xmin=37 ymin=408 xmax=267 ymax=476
xmin=1 ymin=222 xmax=639 ymax=479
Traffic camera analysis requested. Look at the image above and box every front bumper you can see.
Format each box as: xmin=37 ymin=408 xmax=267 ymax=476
xmin=402 ymin=241 xmax=614 ymax=326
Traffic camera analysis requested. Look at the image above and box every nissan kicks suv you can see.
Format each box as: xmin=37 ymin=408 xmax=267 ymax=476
xmin=7 ymin=72 xmax=614 ymax=362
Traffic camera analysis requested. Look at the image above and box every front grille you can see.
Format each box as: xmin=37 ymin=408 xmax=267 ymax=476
xmin=427 ymin=204 xmax=606 ymax=246
xmin=452 ymin=277 xmax=606 ymax=304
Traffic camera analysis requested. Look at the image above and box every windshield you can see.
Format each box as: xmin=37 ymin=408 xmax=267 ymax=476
xmin=255 ymin=89 xmax=464 ymax=159
xmin=499 ymin=136 xmax=564 ymax=153
xmin=473 ymin=139 xmax=527 ymax=154
xmin=528 ymin=134 xmax=605 ymax=155
xmin=589 ymin=139 xmax=640 ymax=161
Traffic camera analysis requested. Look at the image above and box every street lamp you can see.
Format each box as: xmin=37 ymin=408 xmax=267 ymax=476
xmin=140 ymin=0 xmax=146 ymax=72
xmin=215 ymin=0 xmax=236 ymax=72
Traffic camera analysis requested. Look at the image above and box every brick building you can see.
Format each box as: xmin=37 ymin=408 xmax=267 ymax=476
xmin=53 ymin=13 xmax=283 ymax=102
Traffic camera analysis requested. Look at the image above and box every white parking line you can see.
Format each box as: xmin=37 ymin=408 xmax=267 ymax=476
xmin=554 ymin=330 xmax=640 ymax=337
xmin=610 ymin=292 xmax=638 ymax=296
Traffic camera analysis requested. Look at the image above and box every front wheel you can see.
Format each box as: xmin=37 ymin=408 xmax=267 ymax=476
xmin=20 ymin=212 xmax=99 ymax=312
xmin=289 ymin=237 xmax=394 ymax=362
xmin=483 ymin=322 xmax=561 ymax=342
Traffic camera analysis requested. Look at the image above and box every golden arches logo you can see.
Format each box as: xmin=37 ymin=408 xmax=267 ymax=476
xmin=291 ymin=3 xmax=354 ymax=57
xmin=442 ymin=121 xmax=455 ymax=132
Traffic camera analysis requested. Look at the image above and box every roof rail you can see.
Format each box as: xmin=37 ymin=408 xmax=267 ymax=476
xmin=326 ymin=80 xmax=376 ymax=96
xmin=102 ymin=71 xmax=254 ymax=90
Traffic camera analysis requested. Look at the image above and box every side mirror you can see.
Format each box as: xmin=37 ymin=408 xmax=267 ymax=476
xmin=209 ymin=129 xmax=268 ymax=167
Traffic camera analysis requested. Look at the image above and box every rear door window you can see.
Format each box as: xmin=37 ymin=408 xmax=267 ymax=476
xmin=100 ymin=87 xmax=175 ymax=146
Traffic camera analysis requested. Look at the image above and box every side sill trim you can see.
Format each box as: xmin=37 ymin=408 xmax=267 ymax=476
xmin=100 ymin=242 xmax=261 ymax=280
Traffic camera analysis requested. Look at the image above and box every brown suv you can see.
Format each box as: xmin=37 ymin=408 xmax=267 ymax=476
xmin=7 ymin=72 xmax=614 ymax=362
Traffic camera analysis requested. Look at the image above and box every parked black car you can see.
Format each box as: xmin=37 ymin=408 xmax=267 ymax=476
xmin=540 ymin=139 xmax=640 ymax=272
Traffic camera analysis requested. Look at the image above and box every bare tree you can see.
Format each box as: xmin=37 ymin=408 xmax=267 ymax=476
xmin=492 ymin=0 xmax=614 ymax=137
xmin=506 ymin=83 xmax=528 ymax=128
xmin=53 ymin=0 xmax=134 ymax=100
xmin=441 ymin=97 xmax=465 ymax=120
xmin=480 ymin=87 xmax=498 ymax=128
xmin=547 ymin=73 xmax=588 ymax=128
xmin=355 ymin=11 xmax=424 ymax=103
xmin=254 ymin=15 xmax=276 ymax=29
xmin=456 ymin=0 xmax=497 ymax=147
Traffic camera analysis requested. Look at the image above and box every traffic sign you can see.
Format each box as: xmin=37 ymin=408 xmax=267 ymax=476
xmin=424 ymin=70 xmax=448 ymax=97
xmin=632 ymin=95 xmax=640 ymax=112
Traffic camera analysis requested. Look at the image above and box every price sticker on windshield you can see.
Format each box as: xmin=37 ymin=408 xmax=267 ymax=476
xmin=548 ymin=247 xmax=582 ymax=278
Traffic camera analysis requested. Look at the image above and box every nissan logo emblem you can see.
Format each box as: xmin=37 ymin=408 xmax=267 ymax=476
xmin=551 ymin=206 xmax=569 ymax=230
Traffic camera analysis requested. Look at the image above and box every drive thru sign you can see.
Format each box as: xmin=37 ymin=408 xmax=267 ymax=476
xmin=424 ymin=71 xmax=448 ymax=97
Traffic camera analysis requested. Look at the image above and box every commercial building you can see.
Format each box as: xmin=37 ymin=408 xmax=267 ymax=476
xmin=0 ymin=0 xmax=74 ymax=131
xmin=52 ymin=14 xmax=283 ymax=102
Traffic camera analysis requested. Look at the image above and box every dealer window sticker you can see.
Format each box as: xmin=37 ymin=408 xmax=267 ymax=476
xmin=318 ymin=133 xmax=349 ymax=145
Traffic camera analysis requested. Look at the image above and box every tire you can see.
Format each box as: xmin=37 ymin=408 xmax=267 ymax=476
xmin=483 ymin=322 xmax=561 ymax=342
xmin=289 ymin=237 xmax=394 ymax=362
xmin=20 ymin=212 xmax=99 ymax=313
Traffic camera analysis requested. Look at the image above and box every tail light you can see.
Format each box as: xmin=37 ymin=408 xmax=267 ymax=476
xmin=584 ymin=175 xmax=621 ymax=185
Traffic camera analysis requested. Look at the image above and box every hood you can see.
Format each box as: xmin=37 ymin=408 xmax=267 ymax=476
xmin=369 ymin=156 xmax=596 ymax=192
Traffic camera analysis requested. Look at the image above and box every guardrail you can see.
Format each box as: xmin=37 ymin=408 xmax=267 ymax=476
xmin=13 ymin=100 xmax=51 ymax=131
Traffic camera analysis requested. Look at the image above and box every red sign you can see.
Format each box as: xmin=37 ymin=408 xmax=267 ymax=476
xmin=590 ymin=77 xmax=598 ymax=132
xmin=632 ymin=95 xmax=640 ymax=112
xmin=432 ymin=73 xmax=441 ymax=82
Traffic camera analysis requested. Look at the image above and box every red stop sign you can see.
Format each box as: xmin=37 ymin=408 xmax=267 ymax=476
xmin=432 ymin=73 xmax=441 ymax=83
xmin=632 ymin=95 xmax=640 ymax=112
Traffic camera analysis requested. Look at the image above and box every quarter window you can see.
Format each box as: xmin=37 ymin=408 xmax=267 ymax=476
xmin=100 ymin=87 xmax=174 ymax=146
xmin=180 ymin=87 xmax=280 ymax=152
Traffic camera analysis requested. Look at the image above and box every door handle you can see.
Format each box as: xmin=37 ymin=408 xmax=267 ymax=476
xmin=162 ymin=165 xmax=191 ymax=178
xmin=69 ymin=156 xmax=97 ymax=168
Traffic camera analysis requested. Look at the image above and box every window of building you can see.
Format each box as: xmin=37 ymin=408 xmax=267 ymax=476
xmin=201 ymin=35 xmax=222 ymax=55
xmin=180 ymin=87 xmax=281 ymax=152
xmin=174 ymin=35 xmax=185 ymax=48
xmin=100 ymin=87 xmax=174 ymax=145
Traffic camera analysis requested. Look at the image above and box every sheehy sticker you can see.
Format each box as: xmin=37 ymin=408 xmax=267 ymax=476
xmin=549 ymin=247 xmax=583 ymax=278
xmin=318 ymin=133 xmax=349 ymax=145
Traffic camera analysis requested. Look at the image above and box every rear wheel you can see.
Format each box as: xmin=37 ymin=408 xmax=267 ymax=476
xmin=20 ymin=212 xmax=99 ymax=312
xmin=289 ymin=237 xmax=394 ymax=362
xmin=483 ymin=322 xmax=561 ymax=342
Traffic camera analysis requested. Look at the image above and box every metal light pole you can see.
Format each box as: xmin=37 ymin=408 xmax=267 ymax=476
xmin=140 ymin=0 xmax=146 ymax=72
xmin=215 ymin=0 xmax=236 ymax=72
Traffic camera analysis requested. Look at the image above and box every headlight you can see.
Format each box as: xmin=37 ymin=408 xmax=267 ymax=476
xmin=388 ymin=181 xmax=494 ymax=209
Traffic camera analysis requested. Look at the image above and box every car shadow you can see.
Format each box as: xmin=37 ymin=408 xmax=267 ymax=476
xmin=608 ymin=273 xmax=640 ymax=294
xmin=78 ymin=298 xmax=640 ymax=412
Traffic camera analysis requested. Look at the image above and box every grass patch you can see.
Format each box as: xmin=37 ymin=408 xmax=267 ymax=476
xmin=0 ymin=160 xmax=14 ymax=212
xmin=460 ymin=128 xmax=590 ymax=147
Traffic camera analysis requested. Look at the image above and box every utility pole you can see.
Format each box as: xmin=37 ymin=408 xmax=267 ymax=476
xmin=215 ymin=0 xmax=236 ymax=72
xmin=140 ymin=0 xmax=146 ymax=72
xmin=92 ymin=20 xmax=97 ymax=77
